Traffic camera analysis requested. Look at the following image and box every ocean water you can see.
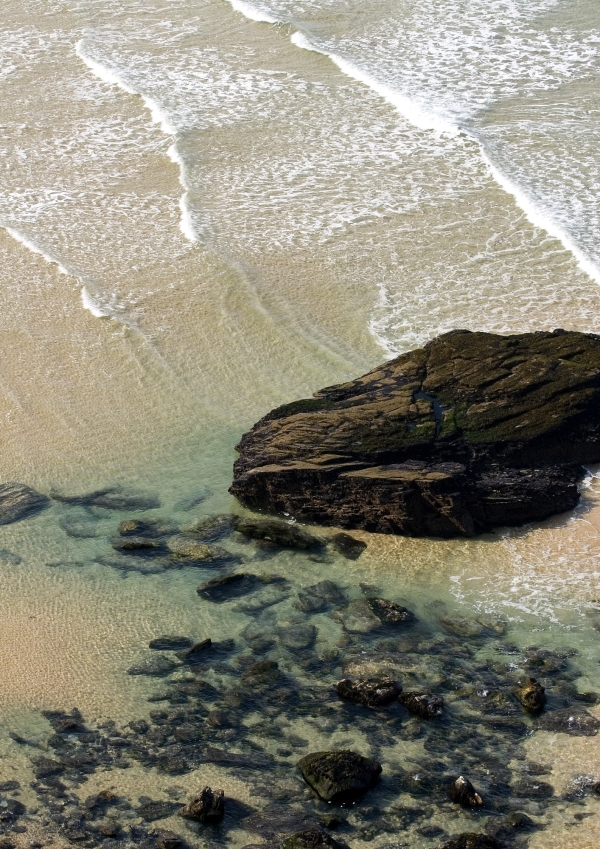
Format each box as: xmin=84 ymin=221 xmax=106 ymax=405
xmin=0 ymin=0 xmax=600 ymax=846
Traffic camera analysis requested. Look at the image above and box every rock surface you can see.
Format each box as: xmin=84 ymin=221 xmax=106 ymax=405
xmin=399 ymin=691 xmax=444 ymax=718
xmin=514 ymin=677 xmax=546 ymax=714
xmin=297 ymin=751 xmax=382 ymax=804
xmin=230 ymin=329 xmax=600 ymax=536
xmin=179 ymin=786 xmax=224 ymax=823
xmin=336 ymin=677 xmax=401 ymax=708
xmin=449 ymin=776 xmax=483 ymax=807
xmin=0 ymin=483 xmax=49 ymax=525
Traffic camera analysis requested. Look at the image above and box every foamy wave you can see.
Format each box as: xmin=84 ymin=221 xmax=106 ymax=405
xmin=479 ymin=147 xmax=600 ymax=286
xmin=4 ymin=226 xmax=70 ymax=277
xmin=226 ymin=0 xmax=280 ymax=24
xmin=75 ymin=39 xmax=196 ymax=242
xmin=291 ymin=32 xmax=459 ymax=137
xmin=81 ymin=287 xmax=112 ymax=318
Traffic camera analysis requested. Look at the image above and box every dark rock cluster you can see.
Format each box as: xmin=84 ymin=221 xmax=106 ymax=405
xmin=230 ymin=330 xmax=600 ymax=536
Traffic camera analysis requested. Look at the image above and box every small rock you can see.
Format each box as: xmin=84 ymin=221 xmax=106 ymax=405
xmin=234 ymin=517 xmax=322 ymax=550
xmin=331 ymin=600 xmax=381 ymax=634
xmin=0 ymin=549 xmax=21 ymax=565
xmin=179 ymin=787 xmax=224 ymax=823
xmin=449 ymin=776 xmax=483 ymax=807
xmin=136 ymin=800 xmax=180 ymax=821
xmin=59 ymin=513 xmax=99 ymax=538
xmin=240 ymin=660 xmax=280 ymax=689
xmin=128 ymin=655 xmax=178 ymax=677
xmin=294 ymin=581 xmax=346 ymax=613
xmin=278 ymin=622 xmax=317 ymax=650
xmin=367 ymin=597 xmax=416 ymax=625
xmin=0 ymin=483 xmax=49 ymax=525
xmin=182 ymin=514 xmax=235 ymax=541
xmin=535 ymin=708 xmax=600 ymax=736
xmin=153 ymin=829 xmax=186 ymax=849
xmin=129 ymin=719 xmax=149 ymax=734
xmin=297 ymin=751 xmax=382 ymax=804
xmin=96 ymin=554 xmax=166 ymax=575
xmin=281 ymin=828 xmax=349 ymax=848
xmin=167 ymin=537 xmax=233 ymax=564
xmin=511 ymin=779 xmax=554 ymax=799
xmin=433 ymin=835 xmax=499 ymax=849
xmin=119 ymin=519 xmax=160 ymax=536
xmin=440 ymin=615 xmax=483 ymax=638
xmin=514 ymin=678 xmax=546 ymax=714
xmin=178 ymin=639 xmax=213 ymax=664
xmin=197 ymin=572 xmax=271 ymax=601
xmin=149 ymin=636 xmax=193 ymax=651
xmin=330 ymin=533 xmax=366 ymax=560
xmin=398 ymin=691 xmax=444 ymax=718
xmin=336 ymin=678 xmax=401 ymax=708
xmin=53 ymin=487 xmax=160 ymax=511
xmin=112 ymin=535 xmax=165 ymax=554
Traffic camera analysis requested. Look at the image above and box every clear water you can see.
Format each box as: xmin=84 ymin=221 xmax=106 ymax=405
xmin=0 ymin=0 xmax=599 ymax=846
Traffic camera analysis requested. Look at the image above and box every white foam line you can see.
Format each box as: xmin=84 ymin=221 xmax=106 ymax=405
xmin=76 ymin=39 xmax=198 ymax=242
xmin=81 ymin=286 xmax=118 ymax=318
xmin=3 ymin=224 xmax=121 ymax=320
xmin=479 ymin=147 xmax=600 ymax=285
xmin=4 ymin=226 xmax=70 ymax=276
xmin=226 ymin=0 xmax=279 ymax=24
xmin=292 ymin=30 xmax=600 ymax=286
xmin=291 ymin=32 xmax=459 ymax=137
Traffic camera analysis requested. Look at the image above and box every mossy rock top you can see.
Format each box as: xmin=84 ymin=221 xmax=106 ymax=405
xmin=230 ymin=330 xmax=600 ymax=536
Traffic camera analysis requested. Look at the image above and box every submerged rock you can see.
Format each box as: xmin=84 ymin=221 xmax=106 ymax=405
xmin=331 ymin=600 xmax=382 ymax=633
xmin=149 ymin=636 xmax=194 ymax=651
xmin=152 ymin=829 xmax=187 ymax=849
xmin=514 ymin=678 xmax=546 ymax=714
xmin=367 ymin=597 xmax=416 ymax=625
xmin=0 ymin=483 xmax=49 ymax=525
xmin=439 ymin=615 xmax=483 ymax=638
xmin=53 ymin=486 xmax=160 ymax=511
xmin=432 ymin=836 xmax=499 ymax=849
xmin=167 ymin=536 xmax=233 ymax=565
xmin=197 ymin=572 xmax=278 ymax=602
xmin=277 ymin=621 xmax=317 ymax=650
xmin=182 ymin=514 xmax=236 ymax=541
xmin=230 ymin=330 xmax=600 ymax=536
xmin=128 ymin=655 xmax=178 ymax=677
xmin=449 ymin=776 xmax=483 ymax=807
xmin=112 ymin=536 xmax=165 ymax=554
xmin=294 ymin=580 xmax=346 ymax=613
xmin=330 ymin=533 xmax=366 ymax=560
xmin=234 ymin=517 xmax=322 ymax=549
xmin=297 ymin=751 xmax=382 ymax=804
xmin=336 ymin=677 xmax=401 ymax=708
xmin=281 ymin=828 xmax=349 ymax=848
xmin=534 ymin=708 xmax=600 ymax=736
xmin=136 ymin=800 xmax=180 ymax=821
xmin=179 ymin=786 xmax=224 ymax=824
xmin=399 ymin=691 xmax=444 ymax=718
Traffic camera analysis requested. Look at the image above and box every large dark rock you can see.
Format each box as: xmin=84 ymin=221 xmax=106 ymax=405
xmin=230 ymin=330 xmax=600 ymax=536
xmin=0 ymin=483 xmax=49 ymax=525
xmin=297 ymin=751 xmax=382 ymax=804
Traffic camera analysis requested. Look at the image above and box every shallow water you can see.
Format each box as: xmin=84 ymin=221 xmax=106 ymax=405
xmin=0 ymin=0 xmax=600 ymax=846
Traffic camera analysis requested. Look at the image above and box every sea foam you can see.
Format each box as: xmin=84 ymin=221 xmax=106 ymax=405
xmin=75 ymin=39 xmax=197 ymax=242
xmin=4 ymin=227 xmax=70 ymax=277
